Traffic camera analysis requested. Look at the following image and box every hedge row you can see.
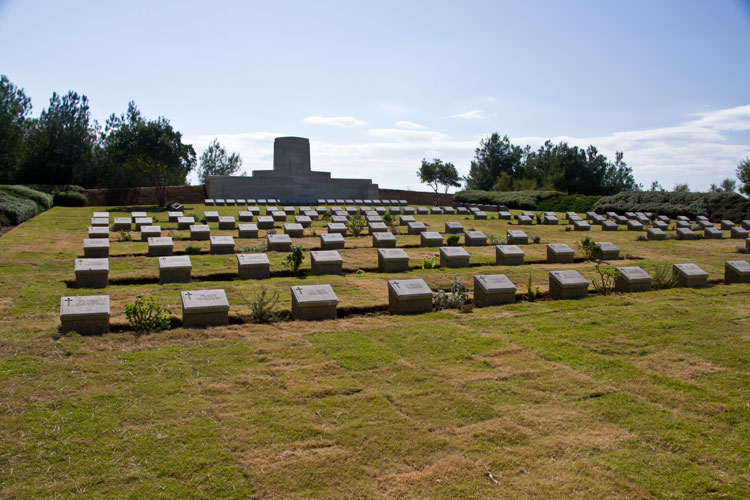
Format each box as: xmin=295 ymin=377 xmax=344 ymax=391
xmin=54 ymin=190 xmax=88 ymax=207
xmin=593 ymin=191 xmax=750 ymax=222
xmin=536 ymin=194 xmax=601 ymax=213
xmin=0 ymin=191 xmax=38 ymax=226
xmin=0 ymin=185 xmax=53 ymax=210
xmin=455 ymin=190 xmax=565 ymax=210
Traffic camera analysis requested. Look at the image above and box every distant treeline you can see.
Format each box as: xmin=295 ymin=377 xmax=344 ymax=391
xmin=464 ymin=133 xmax=638 ymax=196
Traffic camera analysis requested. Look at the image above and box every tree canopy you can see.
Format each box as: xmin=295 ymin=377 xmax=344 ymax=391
xmin=417 ymin=158 xmax=461 ymax=205
xmin=464 ymin=133 xmax=638 ymax=195
xmin=737 ymin=157 xmax=750 ymax=196
xmin=0 ymin=75 xmax=32 ymax=183
xmin=197 ymin=139 xmax=243 ymax=184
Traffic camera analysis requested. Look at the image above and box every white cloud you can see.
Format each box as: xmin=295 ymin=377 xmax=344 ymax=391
xmin=301 ymin=115 xmax=367 ymax=127
xmin=369 ymin=128 xmax=449 ymax=142
xmin=451 ymin=109 xmax=483 ymax=119
xmin=687 ymin=105 xmax=750 ymax=131
xmin=394 ymin=120 xmax=426 ymax=129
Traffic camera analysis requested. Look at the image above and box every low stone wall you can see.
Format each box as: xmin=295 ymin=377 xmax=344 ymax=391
xmin=378 ymin=188 xmax=455 ymax=207
xmin=84 ymin=186 xmax=206 ymax=207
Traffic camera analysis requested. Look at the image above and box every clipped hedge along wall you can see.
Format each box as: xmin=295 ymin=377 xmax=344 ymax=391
xmin=53 ymin=190 xmax=88 ymax=207
xmin=0 ymin=185 xmax=53 ymax=210
xmin=593 ymin=191 xmax=750 ymax=222
xmin=0 ymin=190 xmax=38 ymax=226
xmin=455 ymin=190 xmax=565 ymax=210
xmin=536 ymin=194 xmax=601 ymax=213
xmin=378 ymin=188 xmax=455 ymax=206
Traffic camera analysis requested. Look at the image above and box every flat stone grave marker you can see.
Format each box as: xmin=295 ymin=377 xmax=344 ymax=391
xmin=238 ymin=223 xmax=258 ymax=238
xmin=375 ymin=207 xmax=387 ymax=215
xmin=613 ymin=215 xmax=629 ymax=225
xmin=215 ymin=199 xmax=225 ymax=206
xmin=87 ymin=226 xmax=109 ymax=239
xmin=474 ymin=211 xmax=488 ymax=220
xmin=593 ymin=241 xmax=620 ymax=260
xmin=225 ymin=199 xmax=236 ymax=205
xmin=366 ymin=215 xmax=382 ymax=223
xmin=257 ymin=216 xmax=274 ymax=229
xmin=704 ymin=227 xmax=723 ymax=239
xmin=696 ymin=215 xmax=709 ymax=222
xmin=267 ymin=233 xmax=292 ymax=251
xmin=284 ymin=223 xmax=304 ymax=238
xmin=615 ymin=266 xmax=652 ymax=293
xmin=159 ymin=255 xmax=192 ymax=283
xmin=236 ymin=199 xmax=246 ymax=205
xmin=304 ymin=210 xmax=318 ymax=221
xmin=725 ymin=260 xmax=750 ymax=284
xmin=373 ymin=232 xmax=397 ymax=249
xmin=134 ymin=217 xmax=153 ymax=231
xmin=407 ymin=221 xmax=427 ymax=235
xmin=248 ymin=206 xmax=261 ymax=215
xmin=378 ymin=248 xmax=408 ymax=271
xmin=210 ymin=235 xmax=235 ymax=254
xmin=517 ymin=215 xmax=533 ymax=225
xmin=83 ymin=238 xmax=109 ymax=258
xmin=320 ymin=233 xmax=345 ymax=250
xmin=591 ymin=214 xmax=606 ymax=225
xmin=331 ymin=215 xmax=348 ymax=223
xmin=676 ymin=220 xmax=691 ymax=229
xmin=237 ymin=253 xmax=270 ymax=280
xmin=474 ymin=274 xmax=516 ymax=307
xmin=217 ymin=216 xmax=236 ymax=230
xmin=147 ymin=236 xmax=174 ymax=257
xmin=698 ymin=220 xmax=714 ymax=229
xmin=295 ymin=215 xmax=312 ymax=228
xmin=652 ymin=220 xmax=668 ymax=230
xmin=60 ymin=295 xmax=109 ymax=334
xmin=544 ymin=214 xmax=558 ymax=225
xmin=177 ymin=216 xmax=195 ymax=230
xmin=439 ymin=246 xmax=470 ymax=268
xmin=673 ymin=263 xmax=708 ymax=288
xmin=464 ymin=230 xmax=487 ymax=246
xmin=443 ymin=207 xmax=455 ymax=215
xmin=496 ymin=244 xmax=524 ymax=265
xmin=627 ymin=220 xmax=643 ymax=231
xmin=190 ymin=224 xmax=210 ymax=240
xmin=547 ymin=243 xmax=574 ymax=264
xmin=742 ymin=220 xmax=750 ymax=230
xmin=203 ymin=211 xmax=219 ymax=222
xmin=283 ymin=206 xmax=295 ymax=215
xmin=647 ymin=228 xmax=666 ymax=240
xmin=430 ymin=207 xmax=443 ymax=214
xmin=181 ymin=289 xmax=229 ymax=327
xmin=345 ymin=207 xmax=358 ymax=215
xmin=113 ymin=217 xmax=132 ymax=231
xmin=131 ymin=211 xmax=147 ymax=218
xmin=327 ymin=222 xmax=348 ymax=235
xmin=291 ymin=284 xmax=338 ymax=321
xmin=573 ymin=220 xmax=591 ymax=231
xmin=204 ymin=199 xmax=214 ymax=205
xmin=498 ymin=211 xmax=512 ymax=220
xmin=549 ymin=270 xmax=589 ymax=300
xmin=75 ymin=258 xmax=109 ymax=289
xmin=311 ymin=250 xmax=343 ymax=275
xmin=731 ymin=227 xmax=749 ymax=239
xmin=456 ymin=207 xmax=469 ymax=215
xmin=445 ymin=222 xmax=463 ymax=234
xmin=399 ymin=215 xmax=415 ymax=226
xmin=90 ymin=217 xmax=109 ymax=227
xmin=417 ymin=207 xmax=429 ymax=215
xmin=271 ymin=210 xmax=287 ymax=222
xmin=420 ymin=231 xmax=443 ymax=247
xmin=389 ymin=206 xmax=401 ymax=215
xmin=92 ymin=211 xmax=109 ymax=219
xmin=369 ymin=222 xmax=388 ymax=233
xmin=506 ymin=229 xmax=529 ymax=244
xmin=388 ymin=279 xmax=432 ymax=315
xmin=601 ymin=220 xmax=618 ymax=231
xmin=676 ymin=228 xmax=695 ymax=240
xmin=168 ymin=211 xmax=183 ymax=222
xmin=140 ymin=225 xmax=161 ymax=242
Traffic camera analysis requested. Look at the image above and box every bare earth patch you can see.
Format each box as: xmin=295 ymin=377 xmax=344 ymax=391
xmin=633 ymin=350 xmax=724 ymax=380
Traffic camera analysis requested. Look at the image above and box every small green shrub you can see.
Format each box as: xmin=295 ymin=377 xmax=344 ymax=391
xmin=199 ymin=216 xmax=207 ymax=224
xmin=651 ymin=263 xmax=677 ymax=290
xmin=422 ymin=255 xmax=437 ymax=269
xmin=591 ymin=262 xmax=618 ymax=295
xmin=346 ymin=214 xmax=366 ymax=236
xmin=0 ymin=191 xmax=37 ymax=226
xmin=53 ymin=190 xmax=87 ymax=207
xmin=282 ymin=244 xmax=305 ymax=275
xmin=487 ymin=234 xmax=502 ymax=245
xmin=0 ymin=185 xmax=53 ymax=210
xmin=125 ymin=295 xmax=171 ymax=339
xmin=433 ymin=277 xmax=468 ymax=311
xmin=117 ymin=231 xmax=133 ymax=242
xmin=184 ymin=246 xmax=201 ymax=255
xmin=577 ymin=236 xmax=601 ymax=261
xmin=446 ymin=235 xmax=460 ymax=246
xmin=242 ymin=286 xmax=280 ymax=324
xmin=526 ymin=273 xmax=540 ymax=302
xmin=240 ymin=241 xmax=268 ymax=253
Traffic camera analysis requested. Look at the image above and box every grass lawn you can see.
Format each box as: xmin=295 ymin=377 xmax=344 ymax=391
xmin=0 ymin=204 xmax=748 ymax=499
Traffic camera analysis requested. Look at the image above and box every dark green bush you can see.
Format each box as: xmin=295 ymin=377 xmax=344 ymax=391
xmin=536 ymin=194 xmax=600 ymax=213
xmin=0 ymin=191 xmax=38 ymax=226
xmin=0 ymin=185 xmax=53 ymax=210
xmin=53 ymin=190 xmax=88 ymax=207
xmin=593 ymin=191 xmax=750 ymax=222
xmin=455 ymin=190 xmax=565 ymax=210
xmin=27 ymin=184 xmax=85 ymax=194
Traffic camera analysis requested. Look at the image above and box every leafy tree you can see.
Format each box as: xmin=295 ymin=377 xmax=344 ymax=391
xmin=0 ymin=75 xmax=32 ymax=182
xmin=709 ymin=178 xmax=737 ymax=193
xmin=736 ymin=157 xmax=750 ymax=196
xmin=464 ymin=133 xmax=523 ymax=190
xmin=197 ymin=138 xmax=243 ymax=184
xmin=649 ymin=181 xmax=665 ymax=192
xmin=417 ymin=158 xmax=461 ymax=205
xmin=102 ymin=102 xmax=195 ymax=206
xmin=673 ymin=183 xmax=690 ymax=192
xmin=18 ymin=91 xmax=96 ymax=186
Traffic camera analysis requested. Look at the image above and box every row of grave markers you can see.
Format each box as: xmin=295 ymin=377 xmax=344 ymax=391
xmin=60 ymin=261 xmax=750 ymax=334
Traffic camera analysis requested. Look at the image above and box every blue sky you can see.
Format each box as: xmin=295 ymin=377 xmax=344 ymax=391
xmin=1 ymin=0 xmax=749 ymax=191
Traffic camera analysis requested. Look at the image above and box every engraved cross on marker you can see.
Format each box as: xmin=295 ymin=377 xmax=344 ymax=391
xmin=185 ymin=292 xmax=192 ymax=299
xmin=65 ymin=297 xmax=73 ymax=305
xmin=392 ymin=281 xmax=399 ymax=288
